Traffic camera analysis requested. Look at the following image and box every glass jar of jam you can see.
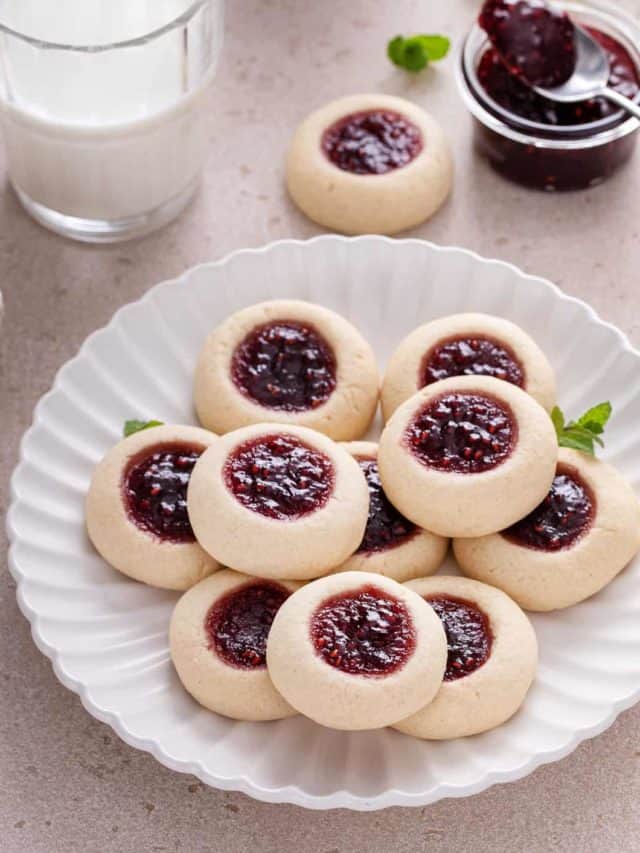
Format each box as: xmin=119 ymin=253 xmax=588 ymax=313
xmin=457 ymin=0 xmax=640 ymax=191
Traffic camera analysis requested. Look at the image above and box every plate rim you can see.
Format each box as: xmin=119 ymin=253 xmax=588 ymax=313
xmin=7 ymin=233 xmax=640 ymax=811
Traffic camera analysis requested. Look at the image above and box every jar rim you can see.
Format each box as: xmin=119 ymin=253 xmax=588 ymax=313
xmin=458 ymin=0 xmax=640 ymax=149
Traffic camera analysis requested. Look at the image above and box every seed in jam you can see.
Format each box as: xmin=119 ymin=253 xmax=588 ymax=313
xmin=426 ymin=595 xmax=492 ymax=681
xmin=502 ymin=466 xmax=594 ymax=550
xmin=478 ymin=27 xmax=640 ymax=127
xmin=123 ymin=443 xmax=202 ymax=542
xmin=479 ymin=0 xmax=576 ymax=89
xmin=224 ymin=433 xmax=334 ymax=520
xmin=206 ymin=582 xmax=290 ymax=669
xmin=405 ymin=392 xmax=516 ymax=474
xmin=356 ymin=456 xmax=417 ymax=553
xmin=231 ymin=321 xmax=337 ymax=412
xmin=322 ymin=110 xmax=423 ymax=175
xmin=310 ymin=585 xmax=415 ymax=676
xmin=421 ymin=336 xmax=524 ymax=388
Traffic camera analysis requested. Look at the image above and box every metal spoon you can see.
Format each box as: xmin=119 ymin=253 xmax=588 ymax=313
xmin=532 ymin=24 xmax=640 ymax=120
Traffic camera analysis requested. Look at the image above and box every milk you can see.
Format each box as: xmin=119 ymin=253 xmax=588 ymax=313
xmin=0 ymin=1 xmax=222 ymax=225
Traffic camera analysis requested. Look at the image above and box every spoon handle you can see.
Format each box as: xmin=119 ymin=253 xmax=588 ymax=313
xmin=601 ymin=87 xmax=640 ymax=121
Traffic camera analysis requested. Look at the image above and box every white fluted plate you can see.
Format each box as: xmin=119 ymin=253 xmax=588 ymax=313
xmin=8 ymin=236 xmax=640 ymax=810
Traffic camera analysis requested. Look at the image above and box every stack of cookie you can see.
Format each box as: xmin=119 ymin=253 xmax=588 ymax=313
xmin=86 ymin=300 xmax=640 ymax=738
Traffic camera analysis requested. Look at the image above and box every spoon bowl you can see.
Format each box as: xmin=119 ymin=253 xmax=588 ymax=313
xmin=533 ymin=23 xmax=640 ymax=119
xmin=533 ymin=25 xmax=609 ymax=101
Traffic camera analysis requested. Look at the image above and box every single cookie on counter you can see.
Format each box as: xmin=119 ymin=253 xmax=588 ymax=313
xmin=170 ymin=570 xmax=301 ymax=721
xmin=266 ymin=571 xmax=447 ymax=730
xmin=86 ymin=424 xmax=219 ymax=590
xmin=332 ymin=441 xmax=449 ymax=582
xmin=381 ymin=312 xmax=556 ymax=420
xmin=393 ymin=575 xmax=537 ymax=739
xmin=454 ymin=448 xmax=640 ymax=611
xmin=378 ymin=375 xmax=558 ymax=538
xmin=187 ymin=424 xmax=369 ymax=580
xmin=286 ymin=94 xmax=453 ymax=235
xmin=194 ymin=299 xmax=379 ymax=441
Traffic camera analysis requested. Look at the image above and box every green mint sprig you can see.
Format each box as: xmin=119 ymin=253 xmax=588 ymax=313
xmin=123 ymin=419 xmax=164 ymax=438
xmin=551 ymin=402 xmax=612 ymax=457
xmin=387 ymin=34 xmax=451 ymax=72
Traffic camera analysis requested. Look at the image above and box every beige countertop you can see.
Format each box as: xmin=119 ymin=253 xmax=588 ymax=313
xmin=2 ymin=1 xmax=640 ymax=850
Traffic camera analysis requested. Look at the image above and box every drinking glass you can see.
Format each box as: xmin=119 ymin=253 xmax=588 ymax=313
xmin=0 ymin=1 xmax=224 ymax=242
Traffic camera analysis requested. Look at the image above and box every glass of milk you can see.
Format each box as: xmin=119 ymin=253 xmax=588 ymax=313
xmin=0 ymin=1 xmax=224 ymax=242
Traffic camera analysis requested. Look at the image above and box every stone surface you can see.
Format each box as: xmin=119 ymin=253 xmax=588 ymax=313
xmin=1 ymin=1 xmax=640 ymax=851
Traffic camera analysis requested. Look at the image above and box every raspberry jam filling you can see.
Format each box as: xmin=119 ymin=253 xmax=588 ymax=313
xmin=224 ymin=433 xmax=334 ymax=519
xmin=123 ymin=443 xmax=202 ymax=542
xmin=406 ymin=392 xmax=516 ymax=474
xmin=478 ymin=27 xmax=640 ymax=127
xmin=479 ymin=0 xmax=576 ymax=88
xmin=206 ymin=582 xmax=290 ymax=669
xmin=311 ymin=585 xmax=415 ymax=676
xmin=322 ymin=110 xmax=423 ymax=175
xmin=421 ymin=336 xmax=524 ymax=388
xmin=356 ymin=456 xmax=417 ymax=553
xmin=503 ymin=466 xmax=594 ymax=550
xmin=231 ymin=320 xmax=337 ymax=412
xmin=426 ymin=595 xmax=492 ymax=681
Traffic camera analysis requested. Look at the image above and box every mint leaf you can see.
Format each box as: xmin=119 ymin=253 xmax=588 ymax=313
xmin=415 ymin=34 xmax=450 ymax=61
xmin=402 ymin=38 xmax=429 ymax=72
xmin=576 ymin=401 xmax=612 ymax=431
xmin=551 ymin=405 xmax=565 ymax=438
xmin=566 ymin=425 xmax=604 ymax=448
xmin=580 ymin=420 xmax=604 ymax=435
xmin=387 ymin=35 xmax=405 ymax=66
xmin=558 ymin=434 xmax=595 ymax=456
xmin=124 ymin=419 xmax=164 ymax=437
xmin=561 ymin=425 xmax=602 ymax=450
xmin=387 ymin=33 xmax=450 ymax=72
xmin=550 ymin=402 xmax=611 ymax=457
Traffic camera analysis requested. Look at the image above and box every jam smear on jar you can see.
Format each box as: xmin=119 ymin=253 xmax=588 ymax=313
xmin=322 ymin=110 xmax=423 ymax=175
xmin=311 ymin=585 xmax=415 ymax=676
xmin=232 ymin=321 xmax=336 ymax=412
xmin=356 ymin=456 xmax=417 ymax=554
xmin=421 ymin=336 xmax=524 ymax=388
xmin=405 ymin=392 xmax=516 ymax=474
xmin=224 ymin=433 xmax=334 ymax=520
xmin=124 ymin=443 xmax=202 ymax=542
xmin=426 ymin=595 xmax=492 ymax=680
xmin=503 ymin=466 xmax=594 ymax=550
xmin=206 ymin=581 xmax=290 ymax=668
